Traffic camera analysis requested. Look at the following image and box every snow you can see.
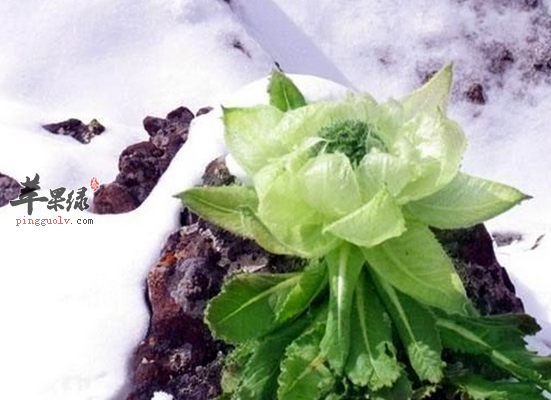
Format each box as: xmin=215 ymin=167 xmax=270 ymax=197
xmin=0 ymin=0 xmax=550 ymax=399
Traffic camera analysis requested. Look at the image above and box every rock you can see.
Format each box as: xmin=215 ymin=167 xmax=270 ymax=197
xmin=434 ymin=225 xmax=524 ymax=315
xmin=42 ymin=118 xmax=105 ymax=144
xmin=201 ymin=157 xmax=236 ymax=187
xmin=116 ymin=142 xmax=165 ymax=203
xmin=196 ymin=107 xmax=213 ymax=117
xmin=0 ymin=172 xmax=22 ymax=207
xmin=93 ymin=106 xmax=196 ymax=214
xmin=465 ymin=83 xmax=486 ymax=104
xmin=93 ymin=183 xmax=139 ymax=214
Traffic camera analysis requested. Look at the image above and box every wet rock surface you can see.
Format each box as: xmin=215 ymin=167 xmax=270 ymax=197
xmin=127 ymin=159 xmax=524 ymax=400
xmin=93 ymin=106 xmax=199 ymax=214
xmin=42 ymin=118 xmax=105 ymax=144
xmin=0 ymin=172 xmax=22 ymax=207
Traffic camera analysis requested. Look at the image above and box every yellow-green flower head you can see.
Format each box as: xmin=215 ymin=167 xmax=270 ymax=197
xmin=181 ymin=67 xmax=526 ymax=259
xmin=222 ymin=66 xmax=463 ymax=257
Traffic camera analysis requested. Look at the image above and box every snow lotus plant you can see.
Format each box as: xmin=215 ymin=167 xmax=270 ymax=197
xmin=178 ymin=69 xmax=551 ymax=400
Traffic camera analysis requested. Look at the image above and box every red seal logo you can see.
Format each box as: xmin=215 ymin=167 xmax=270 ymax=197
xmin=90 ymin=177 xmax=100 ymax=191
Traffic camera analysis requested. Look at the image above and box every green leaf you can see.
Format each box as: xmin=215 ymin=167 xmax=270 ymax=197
xmin=235 ymin=317 xmax=311 ymax=400
xmin=362 ymin=221 xmax=472 ymax=315
xmin=298 ymin=153 xmax=363 ymax=219
xmin=276 ymin=259 xmax=329 ymax=323
xmin=178 ymin=186 xmax=292 ymax=255
xmin=278 ymin=322 xmax=335 ymax=400
xmin=324 ymin=189 xmax=406 ymax=248
xmin=451 ymin=374 xmax=548 ymax=400
xmin=436 ymin=313 xmax=551 ymax=392
xmin=223 ymin=105 xmax=286 ymax=175
xmin=394 ymin=111 xmax=466 ymax=203
xmin=345 ymin=270 xmax=403 ymax=390
xmin=254 ymin=153 xmax=342 ymax=258
xmin=355 ymin=152 xmax=413 ymax=199
xmin=401 ymin=64 xmax=453 ymax=119
xmin=407 ymin=173 xmax=530 ymax=229
xmin=372 ymin=276 xmax=445 ymax=383
xmin=220 ymin=341 xmax=257 ymax=395
xmin=205 ymin=272 xmax=300 ymax=343
xmin=320 ymin=244 xmax=365 ymax=373
xmin=371 ymin=374 xmax=413 ymax=400
xmin=268 ymin=69 xmax=307 ymax=111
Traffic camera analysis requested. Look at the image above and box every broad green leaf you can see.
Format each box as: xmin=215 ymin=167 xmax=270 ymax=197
xmin=268 ymin=69 xmax=307 ymax=111
xmin=436 ymin=312 xmax=551 ymax=391
xmin=325 ymin=189 xmax=406 ymax=248
xmin=345 ymin=270 xmax=402 ymax=390
xmin=372 ymin=374 xmax=413 ymax=400
xmin=220 ymin=341 xmax=257 ymax=395
xmin=355 ymin=152 xmax=413 ymax=200
xmin=407 ymin=173 xmax=530 ymax=229
xmin=178 ymin=186 xmax=292 ymax=255
xmin=362 ymin=221 xmax=471 ymax=315
xmin=223 ymin=105 xmax=286 ymax=175
xmin=452 ymin=374 xmax=548 ymax=400
xmin=298 ymin=153 xmax=363 ymax=219
xmin=254 ymin=153 xmax=320 ymax=227
xmin=395 ymin=111 xmax=466 ymax=203
xmin=235 ymin=317 xmax=311 ymax=400
xmin=372 ymin=276 xmax=445 ymax=383
xmin=320 ymin=244 xmax=365 ymax=373
xmin=205 ymin=272 xmax=300 ymax=343
xmin=278 ymin=323 xmax=335 ymax=400
xmin=401 ymin=64 xmax=453 ymax=119
xmin=254 ymin=155 xmax=342 ymax=257
xmin=276 ymin=259 xmax=328 ymax=323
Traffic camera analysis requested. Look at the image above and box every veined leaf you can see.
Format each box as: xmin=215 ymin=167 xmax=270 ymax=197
xmin=345 ymin=269 xmax=403 ymax=390
xmin=401 ymin=64 xmax=452 ymax=119
xmin=178 ymin=186 xmax=292 ymax=255
xmin=436 ymin=312 xmax=551 ymax=391
xmin=276 ymin=259 xmax=328 ymax=323
xmin=235 ymin=317 xmax=311 ymax=400
xmin=324 ymin=189 xmax=406 ymax=248
xmin=362 ymin=221 xmax=472 ymax=315
xmin=372 ymin=276 xmax=445 ymax=383
xmin=205 ymin=272 xmax=300 ymax=343
xmin=320 ymin=244 xmax=365 ymax=373
xmin=278 ymin=322 xmax=335 ymax=400
xmin=268 ymin=69 xmax=307 ymax=111
xmin=451 ymin=374 xmax=548 ymax=400
xmin=223 ymin=105 xmax=286 ymax=175
xmin=407 ymin=173 xmax=530 ymax=229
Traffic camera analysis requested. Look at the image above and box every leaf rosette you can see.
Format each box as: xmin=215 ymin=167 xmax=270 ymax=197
xmin=180 ymin=67 xmax=527 ymax=314
xmin=177 ymin=69 xmax=543 ymax=400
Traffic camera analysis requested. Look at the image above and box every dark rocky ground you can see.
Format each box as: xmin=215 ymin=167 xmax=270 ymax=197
xmin=42 ymin=118 xmax=106 ymax=144
xmin=93 ymin=106 xmax=211 ymax=214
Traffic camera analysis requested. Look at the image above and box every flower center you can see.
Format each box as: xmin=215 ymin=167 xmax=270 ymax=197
xmin=316 ymin=120 xmax=387 ymax=165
